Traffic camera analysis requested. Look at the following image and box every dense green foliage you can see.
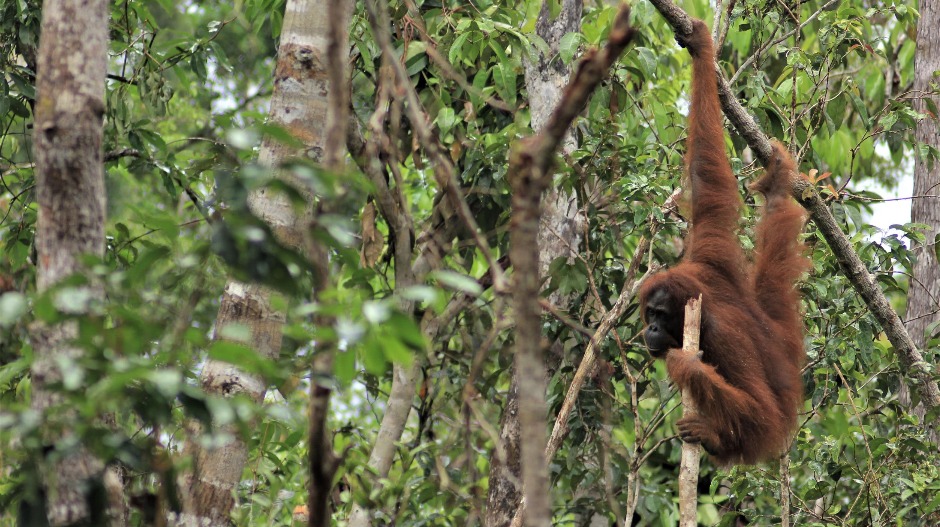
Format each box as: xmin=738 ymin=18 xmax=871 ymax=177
xmin=1 ymin=0 xmax=938 ymax=525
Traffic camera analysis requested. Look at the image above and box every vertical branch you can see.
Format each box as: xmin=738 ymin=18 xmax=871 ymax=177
xmin=306 ymin=1 xmax=352 ymax=525
xmin=505 ymin=8 xmax=636 ymax=527
xmin=486 ymin=2 xmax=582 ymax=523
xmin=678 ymin=295 xmax=703 ymax=527
xmin=509 ymin=146 xmax=553 ymax=527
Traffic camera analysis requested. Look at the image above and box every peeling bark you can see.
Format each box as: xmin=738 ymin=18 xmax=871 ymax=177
xmin=678 ymin=298 xmax=703 ymax=527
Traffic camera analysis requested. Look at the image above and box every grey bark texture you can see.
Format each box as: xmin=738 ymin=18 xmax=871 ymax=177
xmin=902 ymin=0 xmax=940 ymax=445
xmin=30 ymin=0 xmax=113 ymax=524
xmin=177 ymin=1 xmax=332 ymax=524
xmin=485 ymin=2 xmax=583 ymax=527
xmin=526 ymin=0 xmax=585 ymax=290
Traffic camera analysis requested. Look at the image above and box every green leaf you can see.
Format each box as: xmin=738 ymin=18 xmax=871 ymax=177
xmin=381 ymin=331 xmax=413 ymax=365
xmin=0 ymin=292 xmax=27 ymax=328
xmin=848 ymin=89 xmax=870 ymax=127
xmin=162 ymin=172 xmax=178 ymax=201
xmin=388 ymin=312 xmax=425 ymax=350
xmin=126 ymin=246 xmax=171 ymax=282
xmin=558 ymin=32 xmax=583 ymax=64
xmin=449 ymin=32 xmax=471 ymax=65
xmin=436 ymin=107 xmax=457 ymax=136
xmin=53 ymin=287 xmax=95 ymax=315
xmin=877 ymin=112 xmax=898 ymax=131
xmin=208 ymin=341 xmax=277 ymax=379
xmin=363 ymin=300 xmax=391 ymax=324
xmin=634 ymin=47 xmax=657 ymax=79
xmin=430 ymin=270 xmax=482 ymax=296
xmin=147 ymin=370 xmax=183 ymax=398
xmin=361 ymin=335 xmax=387 ymax=375
xmin=334 ymin=350 xmax=356 ymax=385
xmin=218 ymin=323 xmax=252 ymax=344
xmin=55 ymin=355 xmax=84 ymax=390
xmin=0 ymin=358 xmax=29 ymax=388
xmin=493 ymin=62 xmax=517 ymax=106
xmin=10 ymin=97 xmax=30 ymax=117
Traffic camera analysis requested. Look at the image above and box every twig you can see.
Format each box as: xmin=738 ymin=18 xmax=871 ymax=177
xmin=401 ymin=0 xmax=514 ymax=113
xmin=726 ymin=0 xmax=838 ymax=86
xmin=539 ymin=187 xmax=680 ymax=464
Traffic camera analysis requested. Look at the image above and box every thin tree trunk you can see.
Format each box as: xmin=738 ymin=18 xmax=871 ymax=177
xmin=509 ymin=171 xmax=552 ymax=527
xmin=902 ymin=0 xmax=940 ymax=447
xmin=485 ymin=3 xmax=582 ymax=526
xmin=780 ymin=454 xmax=791 ymax=527
xmin=30 ymin=0 xmax=114 ymax=524
xmin=178 ymin=1 xmax=333 ymax=525
xmin=307 ymin=2 xmax=353 ymax=526
xmin=504 ymin=9 xmax=634 ymax=527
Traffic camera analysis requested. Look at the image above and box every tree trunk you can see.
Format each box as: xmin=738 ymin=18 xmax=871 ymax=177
xmin=30 ymin=0 xmax=113 ymax=524
xmin=902 ymin=0 xmax=940 ymax=446
xmin=484 ymin=2 xmax=582 ymax=526
xmin=179 ymin=1 xmax=333 ymax=524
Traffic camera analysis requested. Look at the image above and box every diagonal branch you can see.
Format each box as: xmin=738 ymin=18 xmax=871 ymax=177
xmin=543 ymin=188 xmax=679 ymax=465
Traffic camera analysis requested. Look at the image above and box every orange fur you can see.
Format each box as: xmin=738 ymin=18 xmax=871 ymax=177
xmin=639 ymin=20 xmax=809 ymax=465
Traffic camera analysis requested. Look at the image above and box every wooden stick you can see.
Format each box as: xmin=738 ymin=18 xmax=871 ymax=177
xmin=678 ymin=295 xmax=703 ymax=527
